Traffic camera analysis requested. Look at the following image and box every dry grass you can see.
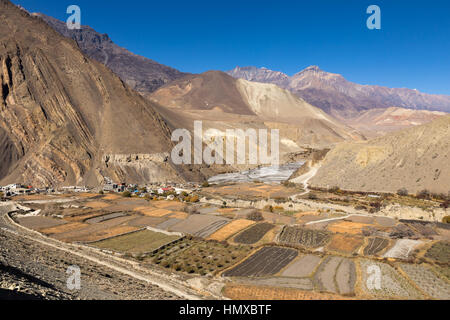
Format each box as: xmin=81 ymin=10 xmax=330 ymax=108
xmin=207 ymin=219 xmax=255 ymax=241
xmin=133 ymin=207 xmax=172 ymax=217
xmin=85 ymin=201 xmax=110 ymax=209
xmin=169 ymin=211 xmax=189 ymax=220
xmin=328 ymin=221 xmax=371 ymax=235
xmin=223 ymin=284 xmax=352 ymax=300
xmin=153 ymin=201 xmax=184 ymax=210
xmin=102 ymin=194 xmax=121 ymax=200
xmin=76 ymin=225 xmax=140 ymax=242
xmin=326 ymin=234 xmax=363 ymax=254
xmin=40 ymin=222 xmax=88 ymax=235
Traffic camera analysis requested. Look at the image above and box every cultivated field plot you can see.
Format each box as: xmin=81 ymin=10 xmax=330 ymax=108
xmin=262 ymin=211 xmax=295 ymax=225
xmin=374 ymin=216 xmax=396 ymax=227
xmin=326 ymin=234 xmax=363 ymax=254
xmin=424 ymin=241 xmax=450 ymax=264
xmin=223 ymin=284 xmax=348 ymax=300
xmin=92 ymin=229 xmax=180 ymax=254
xmin=156 ymin=218 xmax=183 ymax=230
xmin=40 ymin=222 xmax=88 ymax=235
xmin=207 ymin=219 xmax=255 ymax=241
xmin=383 ymin=239 xmax=424 ymax=260
xmin=359 ymin=259 xmax=423 ymax=299
xmin=43 ymin=215 xmax=139 ymax=242
xmin=313 ymin=256 xmax=356 ymax=295
xmin=169 ymin=214 xmax=230 ymax=238
xmin=127 ymin=216 xmax=168 ymax=228
xmin=85 ymin=212 xmax=129 ymax=224
xmin=85 ymin=201 xmax=110 ymax=209
xmin=203 ymin=183 xmax=298 ymax=200
xmin=399 ymin=263 xmax=450 ymax=299
xmin=278 ymin=226 xmax=331 ymax=248
xmin=17 ymin=216 xmax=67 ymax=230
xmin=400 ymin=220 xmax=438 ymax=237
xmin=328 ymin=221 xmax=371 ymax=235
xmin=363 ymin=237 xmax=390 ymax=256
xmin=239 ymin=277 xmax=313 ymax=291
xmin=151 ymin=239 xmax=251 ymax=275
xmin=134 ymin=207 xmax=172 ymax=217
xmin=281 ymin=254 xmax=322 ymax=278
xmin=223 ymin=246 xmax=298 ymax=277
xmin=234 ymin=223 xmax=275 ymax=244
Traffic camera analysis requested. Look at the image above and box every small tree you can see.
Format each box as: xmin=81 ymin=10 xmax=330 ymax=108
xmin=122 ymin=191 xmax=132 ymax=198
xmin=247 ymin=210 xmax=264 ymax=222
xmin=0 ymin=191 xmax=3 ymax=198
xmin=397 ymin=188 xmax=408 ymax=196
xmin=416 ymin=189 xmax=431 ymax=200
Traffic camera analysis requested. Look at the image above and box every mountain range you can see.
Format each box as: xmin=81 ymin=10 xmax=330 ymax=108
xmin=227 ymin=66 xmax=450 ymax=119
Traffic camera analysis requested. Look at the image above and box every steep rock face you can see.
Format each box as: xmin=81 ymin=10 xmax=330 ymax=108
xmin=310 ymin=115 xmax=450 ymax=194
xmin=227 ymin=66 xmax=450 ymax=120
xmin=33 ymin=13 xmax=187 ymax=95
xmin=0 ymin=1 xmax=183 ymax=187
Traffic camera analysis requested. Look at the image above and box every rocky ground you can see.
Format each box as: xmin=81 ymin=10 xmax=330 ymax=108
xmin=0 ymin=229 xmax=181 ymax=300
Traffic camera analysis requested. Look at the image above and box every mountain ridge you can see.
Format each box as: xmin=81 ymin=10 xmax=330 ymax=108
xmin=227 ymin=66 xmax=450 ymax=119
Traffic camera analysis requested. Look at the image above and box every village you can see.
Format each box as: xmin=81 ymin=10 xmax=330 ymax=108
xmin=0 ymin=178 xmax=205 ymax=203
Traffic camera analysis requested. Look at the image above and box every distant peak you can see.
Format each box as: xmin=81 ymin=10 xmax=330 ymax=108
xmin=302 ymin=65 xmax=323 ymax=72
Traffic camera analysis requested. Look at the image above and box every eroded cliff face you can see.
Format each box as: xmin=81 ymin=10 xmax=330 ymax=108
xmin=0 ymin=1 xmax=185 ymax=187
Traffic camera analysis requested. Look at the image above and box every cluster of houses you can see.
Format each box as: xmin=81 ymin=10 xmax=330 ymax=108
xmin=102 ymin=178 xmax=199 ymax=200
xmin=0 ymin=178 xmax=203 ymax=202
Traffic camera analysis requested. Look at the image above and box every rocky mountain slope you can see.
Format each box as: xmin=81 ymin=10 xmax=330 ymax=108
xmin=227 ymin=66 xmax=450 ymax=120
xmin=150 ymin=71 xmax=364 ymax=152
xmin=33 ymin=13 xmax=187 ymax=95
xmin=310 ymin=115 xmax=450 ymax=194
xmin=0 ymin=0 xmax=193 ymax=187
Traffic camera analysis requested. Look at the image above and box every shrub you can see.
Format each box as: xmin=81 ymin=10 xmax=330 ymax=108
xmin=329 ymin=186 xmax=340 ymax=193
xmin=442 ymin=216 xmax=450 ymax=224
xmin=122 ymin=191 xmax=132 ymax=198
xmin=0 ymin=191 xmax=3 ymax=198
xmin=247 ymin=210 xmax=264 ymax=221
xmin=190 ymin=195 xmax=199 ymax=203
xmin=308 ymin=193 xmax=318 ymax=200
xmin=416 ymin=189 xmax=431 ymax=200
xmin=397 ymin=188 xmax=408 ymax=196
xmin=202 ymin=182 xmax=210 ymax=188
xmin=263 ymin=205 xmax=274 ymax=213
xmin=440 ymin=200 xmax=449 ymax=209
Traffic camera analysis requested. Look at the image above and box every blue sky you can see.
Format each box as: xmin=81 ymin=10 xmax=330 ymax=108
xmin=12 ymin=0 xmax=450 ymax=95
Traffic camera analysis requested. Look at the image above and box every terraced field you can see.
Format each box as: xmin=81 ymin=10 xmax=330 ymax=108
xmin=151 ymin=239 xmax=251 ymax=275
xmin=208 ymin=219 xmax=255 ymax=241
xmin=327 ymin=234 xmax=363 ymax=254
xmin=223 ymin=247 xmax=298 ymax=277
xmin=92 ymin=229 xmax=181 ymax=254
xmin=313 ymin=256 xmax=356 ymax=295
xmin=281 ymin=255 xmax=322 ymax=278
xmin=278 ymin=226 xmax=331 ymax=248
xmin=363 ymin=237 xmax=390 ymax=256
xmin=234 ymin=223 xmax=275 ymax=244
xmin=169 ymin=214 xmax=230 ymax=238
xmin=399 ymin=263 xmax=450 ymax=299
xmin=383 ymin=239 xmax=424 ymax=260
xmin=424 ymin=241 xmax=450 ymax=264
xmin=359 ymin=259 xmax=423 ymax=299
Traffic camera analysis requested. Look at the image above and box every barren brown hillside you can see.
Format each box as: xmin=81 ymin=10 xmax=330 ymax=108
xmin=310 ymin=115 xmax=450 ymax=194
xmin=151 ymin=71 xmax=364 ymax=151
xmin=0 ymin=0 xmax=189 ymax=186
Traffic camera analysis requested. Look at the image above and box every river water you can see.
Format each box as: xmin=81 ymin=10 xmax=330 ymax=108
xmin=207 ymin=162 xmax=305 ymax=184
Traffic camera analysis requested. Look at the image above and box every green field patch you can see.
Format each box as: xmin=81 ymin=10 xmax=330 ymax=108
xmin=92 ymin=229 xmax=180 ymax=254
